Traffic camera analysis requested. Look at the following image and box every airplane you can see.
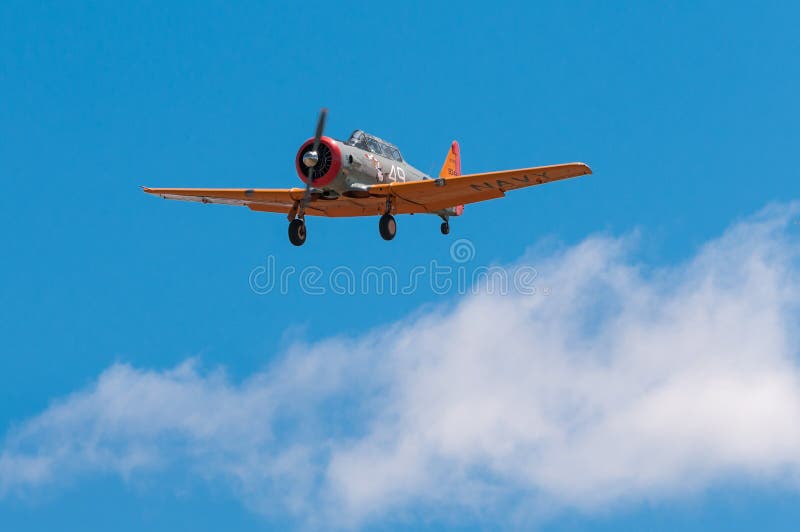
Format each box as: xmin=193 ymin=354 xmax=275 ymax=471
xmin=143 ymin=109 xmax=592 ymax=246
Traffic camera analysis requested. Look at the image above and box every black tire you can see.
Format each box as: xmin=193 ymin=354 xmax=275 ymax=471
xmin=440 ymin=221 xmax=450 ymax=235
xmin=288 ymin=219 xmax=307 ymax=246
xmin=379 ymin=214 xmax=397 ymax=241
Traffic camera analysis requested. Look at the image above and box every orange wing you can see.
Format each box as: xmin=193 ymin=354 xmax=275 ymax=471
xmin=143 ymin=162 xmax=590 ymax=218
xmin=368 ymin=162 xmax=592 ymax=213
xmin=143 ymin=187 xmax=302 ymax=213
xmin=142 ymin=187 xmax=391 ymax=217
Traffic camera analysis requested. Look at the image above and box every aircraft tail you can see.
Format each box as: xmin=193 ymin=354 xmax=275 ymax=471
xmin=439 ymin=141 xmax=464 ymax=216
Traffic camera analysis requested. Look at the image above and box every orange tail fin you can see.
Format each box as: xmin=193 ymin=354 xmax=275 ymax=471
xmin=440 ymin=141 xmax=464 ymax=216
xmin=439 ymin=140 xmax=462 ymax=178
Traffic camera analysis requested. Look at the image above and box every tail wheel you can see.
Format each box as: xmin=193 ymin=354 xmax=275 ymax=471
xmin=379 ymin=214 xmax=397 ymax=241
xmin=440 ymin=221 xmax=450 ymax=235
xmin=288 ymin=218 xmax=307 ymax=246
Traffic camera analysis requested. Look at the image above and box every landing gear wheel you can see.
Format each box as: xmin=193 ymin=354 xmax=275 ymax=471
xmin=288 ymin=218 xmax=307 ymax=246
xmin=440 ymin=221 xmax=450 ymax=235
xmin=379 ymin=214 xmax=397 ymax=241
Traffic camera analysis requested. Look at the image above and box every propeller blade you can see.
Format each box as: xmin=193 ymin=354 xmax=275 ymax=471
xmin=301 ymin=108 xmax=328 ymax=212
xmin=312 ymin=107 xmax=327 ymax=153
xmin=303 ymin=170 xmax=312 ymax=204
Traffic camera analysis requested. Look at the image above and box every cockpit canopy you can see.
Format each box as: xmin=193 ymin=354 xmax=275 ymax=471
xmin=345 ymin=130 xmax=403 ymax=162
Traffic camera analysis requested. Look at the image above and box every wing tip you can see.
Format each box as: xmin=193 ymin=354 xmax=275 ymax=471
xmin=570 ymin=162 xmax=592 ymax=175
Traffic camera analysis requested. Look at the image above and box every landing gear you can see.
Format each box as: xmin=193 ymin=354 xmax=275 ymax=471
xmin=288 ymin=218 xmax=307 ymax=246
xmin=379 ymin=214 xmax=397 ymax=240
xmin=439 ymin=214 xmax=450 ymax=235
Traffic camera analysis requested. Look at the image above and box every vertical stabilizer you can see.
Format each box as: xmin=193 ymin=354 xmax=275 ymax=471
xmin=439 ymin=140 xmax=461 ymax=177
xmin=439 ymin=141 xmax=464 ymax=215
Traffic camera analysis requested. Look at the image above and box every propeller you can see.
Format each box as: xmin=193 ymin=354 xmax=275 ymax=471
xmin=300 ymin=108 xmax=328 ymax=209
xmin=303 ymin=107 xmax=328 ymax=183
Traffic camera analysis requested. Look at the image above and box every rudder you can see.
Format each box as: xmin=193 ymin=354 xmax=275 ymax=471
xmin=439 ymin=141 xmax=464 ymax=215
xmin=439 ymin=140 xmax=461 ymax=177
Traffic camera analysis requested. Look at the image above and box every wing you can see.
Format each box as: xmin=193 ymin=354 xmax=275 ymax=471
xmin=368 ymin=162 xmax=591 ymax=213
xmin=143 ymin=187 xmax=304 ymax=214
xmin=142 ymin=186 xmax=390 ymax=217
xmin=143 ymin=162 xmax=590 ymax=218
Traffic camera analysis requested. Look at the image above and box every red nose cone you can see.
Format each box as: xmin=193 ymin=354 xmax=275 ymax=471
xmin=296 ymin=136 xmax=342 ymax=187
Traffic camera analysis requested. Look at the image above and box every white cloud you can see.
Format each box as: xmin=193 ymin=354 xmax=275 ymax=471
xmin=3 ymin=203 xmax=800 ymax=526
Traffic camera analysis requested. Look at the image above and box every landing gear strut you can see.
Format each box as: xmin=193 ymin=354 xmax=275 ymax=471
xmin=379 ymin=195 xmax=397 ymax=241
xmin=379 ymin=214 xmax=396 ymax=240
xmin=288 ymin=218 xmax=306 ymax=246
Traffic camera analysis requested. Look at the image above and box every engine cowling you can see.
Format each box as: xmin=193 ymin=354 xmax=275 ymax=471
xmin=295 ymin=136 xmax=342 ymax=187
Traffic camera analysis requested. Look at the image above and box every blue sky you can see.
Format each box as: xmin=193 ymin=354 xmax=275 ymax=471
xmin=2 ymin=1 xmax=800 ymax=530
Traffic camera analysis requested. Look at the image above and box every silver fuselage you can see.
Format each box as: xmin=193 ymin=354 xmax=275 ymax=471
xmin=328 ymin=141 xmax=430 ymax=193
